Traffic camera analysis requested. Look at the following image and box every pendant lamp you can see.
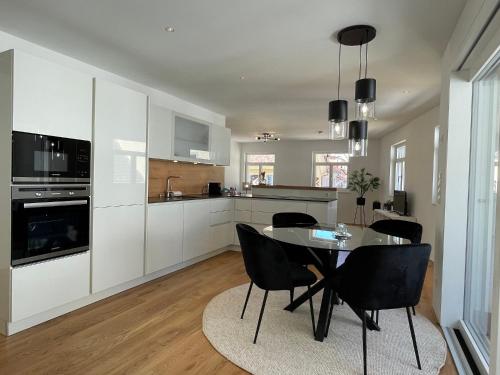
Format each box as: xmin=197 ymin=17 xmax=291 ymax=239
xmin=348 ymin=120 xmax=368 ymax=157
xmin=328 ymin=43 xmax=347 ymax=140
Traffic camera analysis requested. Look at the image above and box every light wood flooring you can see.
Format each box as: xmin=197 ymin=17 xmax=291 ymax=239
xmin=0 ymin=251 xmax=457 ymax=374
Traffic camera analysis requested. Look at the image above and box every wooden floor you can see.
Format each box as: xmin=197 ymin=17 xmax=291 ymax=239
xmin=0 ymin=251 xmax=457 ymax=374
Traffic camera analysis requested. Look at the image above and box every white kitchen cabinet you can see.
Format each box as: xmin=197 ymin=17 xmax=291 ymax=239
xmin=252 ymin=199 xmax=307 ymax=214
xmin=93 ymin=79 xmax=147 ymax=208
xmin=148 ymin=103 xmax=173 ymax=160
xmin=92 ymin=205 xmax=145 ymax=293
xmin=11 ymin=252 xmax=90 ymax=321
xmin=210 ymin=223 xmax=233 ymax=251
xmin=0 ymin=50 xmax=93 ymax=140
xmin=183 ymin=200 xmax=211 ymax=261
xmin=210 ymin=125 xmax=231 ymax=166
xmin=146 ymin=202 xmax=183 ymax=274
xmin=306 ymin=201 xmax=338 ymax=226
xmin=209 ymin=198 xmax=234 ymax=213
xmin=235 ymin=199 xmax=252 ymax=211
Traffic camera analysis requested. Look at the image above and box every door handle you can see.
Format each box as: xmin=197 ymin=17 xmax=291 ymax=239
xmin=23 ymin=200 xmax=88 ymax=209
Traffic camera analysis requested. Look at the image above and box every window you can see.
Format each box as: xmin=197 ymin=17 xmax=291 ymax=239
xmin=390 ymin=141 xmax=406 ymax=191
xmin=463 ymin=55 xmax=500 ymax=364
xmin=313 ymin=153 xmax=349 ymax=188
xmin=245 ymin=154 xmax=275 ymax=185
xmin=432 ymin=126 xmax=440 ymax=204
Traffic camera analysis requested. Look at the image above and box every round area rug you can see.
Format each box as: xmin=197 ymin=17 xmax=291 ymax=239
xmin=203 ymin=284 xmax=447 ymax=375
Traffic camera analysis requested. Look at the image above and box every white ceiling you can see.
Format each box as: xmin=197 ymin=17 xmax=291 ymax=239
xmin=0 ymin=0 xmax=465 ymax=141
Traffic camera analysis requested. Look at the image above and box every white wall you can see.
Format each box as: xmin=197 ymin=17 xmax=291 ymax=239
xmin=379 ymin=106 xmax=439 ymax=255
xmin=239 ymin=139 xmax=381 ymax=224
xmin=0 ymin=30 xmax=225 ymax=129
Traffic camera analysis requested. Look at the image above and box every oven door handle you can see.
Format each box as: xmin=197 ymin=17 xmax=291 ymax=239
xmin=23 ymin=200 xmax=88 ymax=209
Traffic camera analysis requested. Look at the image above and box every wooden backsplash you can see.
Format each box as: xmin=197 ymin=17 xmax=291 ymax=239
xmin=148 ymin=159 xmax=225 ymax=197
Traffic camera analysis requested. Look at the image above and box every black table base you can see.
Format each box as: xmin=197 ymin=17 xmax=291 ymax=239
xmin=283 ymin=248 xmax=380 ymax=342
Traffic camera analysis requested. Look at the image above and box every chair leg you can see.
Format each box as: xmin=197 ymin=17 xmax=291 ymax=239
xmin=406 ymin=306 xmax=422 ymax=370
xmin=253 ymin=290 xmax=269 ymax=344
xmin=325 ymin=294 xmax=335 ymax=337
xmin=375 ymin=310 xmax=379 ymax=325
xmin=362 ymin=310 xmax=367 ymax=375
xmin=240 ymin=281 xmax=253 ymax=319
xmin=412 ymin=306 xmax=416 ymax=316
xmin=290 ymin=288 xmax=294 ymax=305
xmin=307 ymin=285 xmax=316 ymax=336
xmin=370 ymin=310 xmax=374 ymax=320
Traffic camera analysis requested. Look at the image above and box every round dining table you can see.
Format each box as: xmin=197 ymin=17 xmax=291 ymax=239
xmin=262 ymin=224 xmax=409 ymax=342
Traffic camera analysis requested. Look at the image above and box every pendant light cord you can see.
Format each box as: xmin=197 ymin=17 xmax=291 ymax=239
xmin=337 ymin=43 xmax=342 ymax=100
xmin=365 ymin=41 xmax=368 ymax=78
xmin=359 ymin=43 xmax=362 ymax=80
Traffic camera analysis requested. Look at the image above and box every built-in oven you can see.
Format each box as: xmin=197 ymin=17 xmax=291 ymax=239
xmin=11 ymin=185 xmax=91 ymax=266
xmin=12 ymin=131 xmax=91 ymax=184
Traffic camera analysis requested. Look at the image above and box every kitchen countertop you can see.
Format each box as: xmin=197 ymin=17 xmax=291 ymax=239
xmin=148 ymin=194 xmax=337 ymax=204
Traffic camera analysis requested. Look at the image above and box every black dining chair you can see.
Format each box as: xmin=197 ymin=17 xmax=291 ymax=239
xmin=369 ymin=219 xmax=423 ymax=318
xmin=272 ymin=212 xmax=319 ymax=303
xmin=236 ymin=223 xmax=317 ymax=344
xmin=330 ymin=244 xmax=431 ymax=375
xmin=369 ymin=219 xmax=423 ymax=244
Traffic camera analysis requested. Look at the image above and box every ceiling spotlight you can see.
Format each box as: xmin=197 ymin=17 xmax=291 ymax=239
xmin=164 ymin=26 xmax=175 ymax=32
xmin=256 ymin=132 xmax=280 ymax=142
xmin=240 ymin=75 xmax=246 ymax=80
xmin=402 ymin=89 xmax=410 ymax=94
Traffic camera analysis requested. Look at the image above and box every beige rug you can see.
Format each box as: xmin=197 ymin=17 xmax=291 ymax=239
xmin=203 ymin=283 xmax=447 ymax=375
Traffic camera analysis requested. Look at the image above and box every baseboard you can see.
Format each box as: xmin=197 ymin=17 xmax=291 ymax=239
xmin=5 ymin=247 xmax=228 ymax=336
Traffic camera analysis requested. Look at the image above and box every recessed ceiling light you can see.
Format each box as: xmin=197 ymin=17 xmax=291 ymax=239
xmin=164 ymin=26 xmax=175 ymax=32
xmin=240 ymin=75 xmax=246 ymax=80
xmin=402 ymin=89 xmax=410 ymax=94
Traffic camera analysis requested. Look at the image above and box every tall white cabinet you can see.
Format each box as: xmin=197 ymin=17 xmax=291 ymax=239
xmin=92 ymin=79 xmax=148 ymax=293
xmin=11 ymin=50 xmax=93 ymax=140
xmin=210 ymin=125 xmax=231 ymax=166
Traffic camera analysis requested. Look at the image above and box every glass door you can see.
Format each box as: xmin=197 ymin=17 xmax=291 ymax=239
xmin=464 ymin=54 xmax=500 ymax=366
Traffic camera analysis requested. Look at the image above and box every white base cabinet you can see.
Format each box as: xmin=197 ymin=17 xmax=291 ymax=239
xmin=11 ymin=252 xmax=90 ymax=322
xmin=92 ymin=205 xmax=145 ymax=293
xmin=183 ymin=201 xmax=211 ymax=261
xmin=146 ymin=202 xmax=183 ymax=274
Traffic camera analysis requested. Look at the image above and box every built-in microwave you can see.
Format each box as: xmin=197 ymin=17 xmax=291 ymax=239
xmin=12 ymin=131 xmax=91 ymax=184
xmin=11 ymin=185 xmax=91 ymax=266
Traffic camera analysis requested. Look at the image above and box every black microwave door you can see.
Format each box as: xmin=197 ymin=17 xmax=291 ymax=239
xmin=12 ymin=131 xmax=90 ymax=180
xmin=11 ymin=198 xmax=90 ymax=265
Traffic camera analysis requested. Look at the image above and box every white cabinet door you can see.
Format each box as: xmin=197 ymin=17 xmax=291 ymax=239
xmin=11 ymin=252 xmax=90 ymax=321
xmin=93 ymin=79 xmax=147 ymax=208
xmin=252 ymin=199 xmax=307 ymax=213
xmin=146 ymin=203 xmax=183 ymax=274
xmin=13 ymin=50 xmax=93 ymax=140
xmin=210 ymin=125 xmax=231 ymax=166
xmin=92 ymin=205 xmax=145 ymax=293
xmin=210 ymin=223 xmax=233 ymax=251
xmin=183 ymin=200 xmax=210 ymax=261
xmin=148 ymin=103 xmax=173 ymax=160
xmin=306 ymin=201 xmax=337 ymax=226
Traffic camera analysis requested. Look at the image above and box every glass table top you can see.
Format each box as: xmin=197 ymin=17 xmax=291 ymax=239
xmin=262 ymin=225 xmax=409 ymax=252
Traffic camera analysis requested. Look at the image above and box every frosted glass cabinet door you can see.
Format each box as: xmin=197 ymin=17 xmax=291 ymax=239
xmin=148 ymin=103 xmax=173 ymax=160
xmin=93 ymin=79 xmax=147 ymax=207
xmin=92 ymin=205 xmax=145 ymax=293
xmin=12 ymin=50 xmax=93 ymax=140
xmin=173 ymin=114 xmax=211 ymax=161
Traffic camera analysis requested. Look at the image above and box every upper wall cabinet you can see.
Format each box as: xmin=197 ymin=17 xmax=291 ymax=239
xmin=148 ymin=103 xmax=173 ymax=160
xmin=210 ymin=125 xmax=231 ymax=166
xmin=173 ymin=114 xmax=211 ymax=162
xmin=7 ymin=50 xmax=93 ymax=140
xmin=93 ymin=79 xmax=147 ymax=208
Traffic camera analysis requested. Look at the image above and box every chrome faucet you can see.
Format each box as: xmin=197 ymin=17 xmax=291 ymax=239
xmin=166 ymin=176 xmax=181 ymax=198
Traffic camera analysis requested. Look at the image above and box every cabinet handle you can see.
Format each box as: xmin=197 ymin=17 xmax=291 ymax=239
xmin=24 ymin=200 xmax=88 ymax=208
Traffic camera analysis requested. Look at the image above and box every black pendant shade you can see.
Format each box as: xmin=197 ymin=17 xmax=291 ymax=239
xmin=328 ymin=100 xmax=348 ymax=123
xmin=355 ymin=78 xmax=376 ymax=103
xmin=348 ymin=120 xmax=368 ymax=140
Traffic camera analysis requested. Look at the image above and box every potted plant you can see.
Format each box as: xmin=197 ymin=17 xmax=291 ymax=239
xmin=347 ymin=168 xmax=381 ymax=206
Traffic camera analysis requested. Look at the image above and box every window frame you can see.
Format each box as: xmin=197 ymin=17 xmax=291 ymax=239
xmin=244 ymin=153 xmax=275 ymax=185
xmin=390 ymin=140 xmax=407 ymax=193
xmin=312 ymin=152 xmax=350 ymax=189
